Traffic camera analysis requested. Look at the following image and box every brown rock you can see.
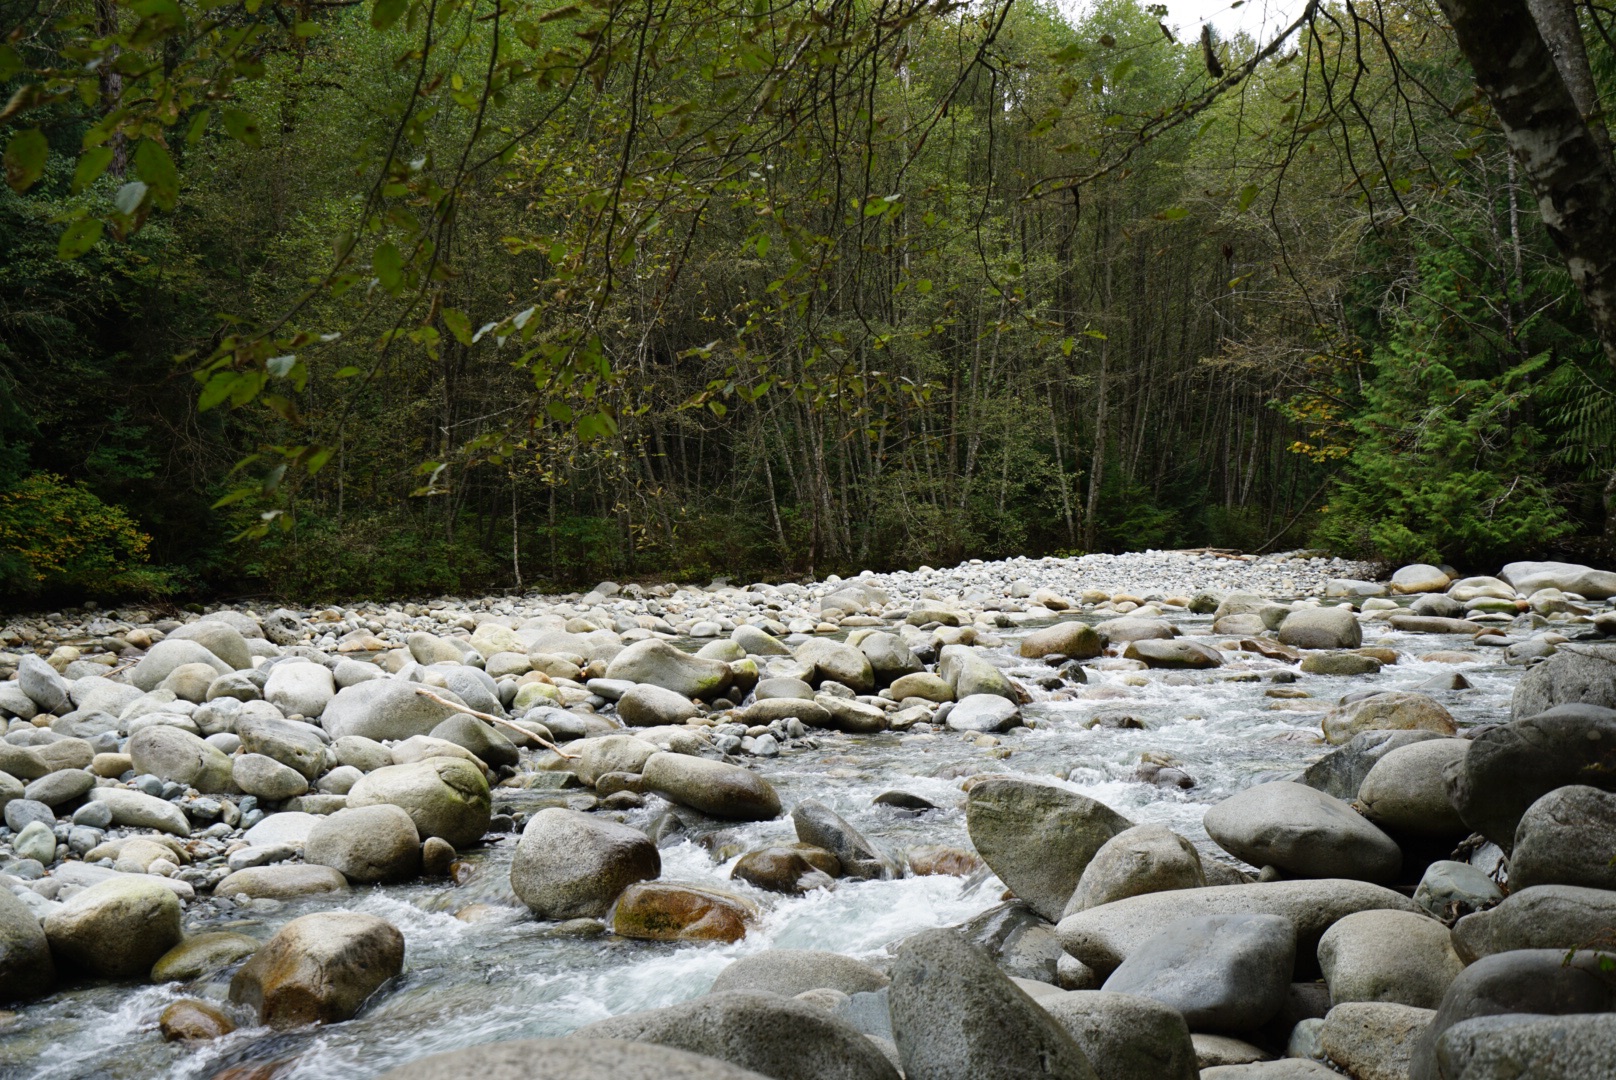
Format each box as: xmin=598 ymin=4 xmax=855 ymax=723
xmin=160 ymin=999 xmax=236 ymax=1042
xmin=611 ymin=882 xmax=756 ymax=943
xmin=906 ymin=846 xmax=984 ymax=877
xmin=229 ymin=912 xmax=404 ymax=1028
xmin=731 ymin=846 xmax=837 ymax=894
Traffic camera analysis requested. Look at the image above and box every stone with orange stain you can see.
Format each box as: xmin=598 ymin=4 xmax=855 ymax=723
xmin=905 ymin=846 xmax=983 ymax=877
xmin=228 ymin=912 xmax=404 ymax=1028
xmin=611 ymin=882 xmax=756 ymax=943
xmin=159 ymin=999 xmax=236 ymax=1042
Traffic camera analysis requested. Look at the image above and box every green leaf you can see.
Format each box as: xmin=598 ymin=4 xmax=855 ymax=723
xmin=71 ymin=146 xmax=115 ymax=194
xmin=546 ymin=400 xmax=574 ymax=423
xmin=56 ymin=216 xmax=103 ymax=259
xmin=442 ymin=308 xmax=473 ymax=345
xmin=373 ymin=242 xmax=403 ymax=292
xmin=1156 ymin=206 xmax=1189 ymax=221
xmin=133 ymin=139 xmax=178 ymax=209
xmin=0 ymin=45 xmax=21 ymax=81
xmin=185 ymin=108 xmax=211 ymax=146
xmin=3 ymin=128 xmax=48 ymax=193
xmin=1237 ymin=184 xmax=1259 ymax=213
xmin=755 ymin=234 xmax=769 ymax=257
xmin=198 ymin=372 xmax=236 ymax=411
xmin=222 ymin=108 xmax=262 ymax=148
xmin=915 ymin=278 xmax=932 ymax=294
xmin=372 ymin=0 xmax=406 ymax=30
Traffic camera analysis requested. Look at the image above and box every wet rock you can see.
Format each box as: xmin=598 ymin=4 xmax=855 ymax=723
xmin=607 ymin=639 xmax=734 ymax=699
xmin=857 ymin=632 xmax=922 ymax=684
xmin=888 ymin=928 xmax=1097 ymax=1080
xmin=1123 ymin=639 xmax=1222 ymax=668
xmin=1510 ymin=785 xmax=1616 ymax=890
xmin=1300 ymin=652 xmax=1381 ymax=676
xmin=378 ymin=1038 xmax=779 ymax=1080
xmin=44 ymin=875 xmax=183 ymax=977
xmin=215 ymin=864 xmax=350 ymax=899
xmin=617 ymin=684 xmax=699 ymax=727
xmin=321 ymin=679 xmax=467 ymax=742
xmin=1037 ymin=989 xmax=1198 ymax=1080
xmin=1021 ymin=622 xmax=1103 ymax=661
xmin=792 ymin=799 xmax=895 ymax=880
xmin=1434 ymin=1013 xmax=1616 ymax=1080
xmin=574 ymin=734 xmax=660 ymax=785
xmin=640 ymin=753 xmax=781 ymax=821
xmin=1451 ymin=884 xmax=1616 ymax=962
xmin=1317 ymin=910 xmax=1463 ymax=1008
xmin=938 ymin=644 xmax=1017 ymax=701
xmin=1321 ymin=1002 xmax=1433 ymax=1080
xmin=1204 ymin=782 xmax=1401 ymax=883
xmin=611 ymin=881 xmax=756 ymax=943
xmin=1447 ymin=704 xmax=1616 ymax=849
xmin=1391 ymin=564 xmax=1451 ymax=594
xmin=887 ymin=672 xmax=954 ymax=702
xmin=510 ymin=808 xmax=659 ymax=918
xmin=151 ymin=931 xmax=261 ymax=982
xmin=1096 ymin=617 xmax=1175 ymax=644
xmin=1321 ymin=692 xmax=1456 ymax=745
xmin=229 ymin=911 xmax=405 ymax=1028
xmin=1510 ymin=642 xmax=1616 ymax=718
xmin=1064 ymin=824 xmax=1205 ymax=915
xmin=346 ymin=757 xmax=491 ymax=848
xmin=574 ymin=989 xmax=899 ymax=1080
xmin=87 ymin=786 xmax=191 ymax=836
xmin=966 ymin=777 xmax=1133 ymax=922
xmin=945 ymin=693 xmax=1020 ymax=733
xmin=305 ymin=804 xmax=423 ymax=884
xmin=816 ymin=693 xmax=890 ymax=733
xmin=24 ymin=768 xmax=94 ymax=808
xmin=1278 ymin=608 xmax=1362 ymax=650
xmin=731 ymin=845 xmax=837 ymax=894
xmin=711 ymin=950 xmax=889 ymax=997
xmin=1413 ymin=860 xmax=1502 ymax=920
xmin=0 ymin=886 xmax=52 ymax=1001
xmin=1300 ymin=729 xmax=1447 ymax=802
xmin=744 ymin=697 xmax=834 ymax=727
xmin=159 ymin=999 xmax=236 ymax=1041
xmin=1356 ymin=738 xmax=1471 ymax=837
xmin=1101 ymin=914 xmax=1295 ymax=1032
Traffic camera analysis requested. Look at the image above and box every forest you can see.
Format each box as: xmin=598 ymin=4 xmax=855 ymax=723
xmin=3 ymin=0 xmax=1615 ymax=603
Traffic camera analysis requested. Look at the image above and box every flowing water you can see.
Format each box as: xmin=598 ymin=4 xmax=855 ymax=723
xmin=1 ymin=609 xmax=1521 ymax=1079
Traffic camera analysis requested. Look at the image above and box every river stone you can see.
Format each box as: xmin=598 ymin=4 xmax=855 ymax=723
xmin=966 ymin=777 xmax=1133 ymax=922
xmin=755 ymin=676 xmax=816 ymax=700
xmin=611 ymin=881 xmax=756 ymax=943
xmin=1317 ymin=910 xmax=1463 ymax=1008
xmin=24 ymin=768 xmax=94 ymax=808
xmin=888 ymin=927 xmax=1097 ymax=1080
xmin=378 ymin=1038 xmax=777 ymax=1080
xmin=15 ymin=820 xmax=55 ymax=864
xmin=606 ymin=639 xmax=733 ymax=699
xmin=938 ymin=644 xmax=1017 ymax=702
xmin=792 ymin=799 xmax=895 ymax=880
xmin=1408 ymin=949 xmax=1616 ymax=1080
xmin=1446 ymin=704 xmax=1616 ymax=850
xmin=305 ymin=804 xmax=422 ymax=883
xmin=1300 ymin=652 xmax=1381 ymax=676
xmin=888 ymin=672 xmax=954 ymax=702
xmin=18 ymin=654 xmax=70 ymax=713
xmin=159 ymin=998 xmax=235 ymax=1041
xmin=243 ymin=810 xmax=320 ymax=848
xmin=1037 ymin=989 xmax=1197 ymax=1080
xmin=1391 ymin=564 xmax=1451 ymax=594
xmin=126 ymin=725 xmax=234 ymax=793
xmin=0 ymin=886 xmax=52 ymax=1001
xmin=264 ymin=660 xmax=336 ymax=718
xmin=1322 ymin=1002 xmax=1433 ymax=1080
xmin=1278 ymin=608 xmax=1362 ymax=650
xmin=1356 ymin=738 xmax=1470 ymax=837
xmin=640 ymin=753 xmax=781 ymax=821
xmin=1500 ymin=559 xmax=1616 ymax=599
xmin=744 ymin=697 xmax=834 ymax=727
xmin=731 ymin=845 xmax=838 ymax=894
xmin=1064 ymin=824 xmax=1205 ymax=915
xmin=1511 ymin=785 xmax=1616 ymax=890
xmin=168 ymin=620 xmax=254 ymax=671
xmin=1021 ymin=622 xmax=1103 ymax=661
xmin=229 ymin=911 xmax=404 ymax=1028
xmin=428 ymin=713 xmax=519 ymax=770
xmin=1434 ymin=1013 xmax=1616 ymax=1079
xmin=574 ymin=989 xmax=899 ymax=1080
xmin=215 ymin=864 xmax=350 ymax=899
xmin=1300 ymin=729 xmax=1448 ymax=801
xmin=1511 ymin=642 xmax=1616 ymax=719
xmin=1414 ymin=860 xmax=1503 ymax=920
xmin=792 ymin=639 xmax=876 ymax=694
xmin=510 ymin=808 xmax=658 ymax=918
xmin=150 ymin=931 xmax=261 ymax=982
xmin=321 ymin=679 xmax=467 ymax=742
xmin=1321 ymin=691 xmax=1457 ymax=745
xmin=734 ymin=624 xmax=791 ymax=656
xmin=130 ymin=639 xmax=234 ymax=692
xmin=617 ymin=684 xmax=699 ymax=727
xmin=816 ymin=693 xmax=889 ymax=733
xmin=44 ymin=875 xmax=183 ymax=977
xmin=347 ymin=757 xmax=491 ymax=848
xmin=1056 ymin=879 xmax=1422 ymax=977
xmin=1451 ymin=884 xmax=1616 ymax=962
xmin=1096 ymin=617 xmax=1175 ymax=644
xmin=1102 ymin=914 xmax=1294 ymax=1032
xmin=1124 ymin=638 xmax=1223 ymax=668
xmin=1204 ymin=782 xmax=1401 ymax=883
xmin=711 ymin=950 xmax=889 ymax=997
xmin=88 ymin=787 xmax=191 ymax=836
xmin=574 ymin=735 xmax=660 ymax=785
xmin=234 ymin=753 xmax=310 ymax=800
xmin=946 ymin=693 xmax=1021 ymax=733
xmin=1200 ymin=1064 xmax=1339 ymax=1079
xmin=858 ymin=632 xmax=922 ymax=683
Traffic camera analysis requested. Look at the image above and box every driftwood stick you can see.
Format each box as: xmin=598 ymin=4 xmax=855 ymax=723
xmin=413 ymin=687 xmax=579 ymax=760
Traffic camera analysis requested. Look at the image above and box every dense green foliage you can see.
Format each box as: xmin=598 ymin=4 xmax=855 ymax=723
xmin=2 ymin=0 xmax=1615 ymax=604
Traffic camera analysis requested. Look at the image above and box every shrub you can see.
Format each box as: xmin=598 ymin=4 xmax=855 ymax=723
xmin=0 ymin=473 xmax=176 ymax=599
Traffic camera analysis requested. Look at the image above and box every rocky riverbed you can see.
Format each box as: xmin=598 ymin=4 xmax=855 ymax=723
xmin=2 ymin=551 xmax=1616 ymax=1080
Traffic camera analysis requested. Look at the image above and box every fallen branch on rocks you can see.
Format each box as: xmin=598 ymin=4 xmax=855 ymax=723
xmin=413 ymin=687 xmax=579 ymax=760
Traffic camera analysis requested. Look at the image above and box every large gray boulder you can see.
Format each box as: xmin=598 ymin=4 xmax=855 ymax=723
xmin=574 ymin=734 xmax=660 ymax=785
xmin=1500 ymin=560 xmax=1616 ymax=599
xmin=1064 ymin=824 xmax=1205 ymax=915
xmin=574 ymin=989 xmax=898 ymax=1080
xmin=966 ymin=777 xmax=1133 ymax=922
xmin=238 ymin=713 xmax=327 ymax=780
xmin=129 ymin=639 xmax=234 ymax=692
xmin=1020 ymin=622 xmax=1103 ymax=661
xmin=510 ymin=808 xmax=659 ymax=918
xmin=888 ymin=928 xmax=1097 ymax=1080
xmin=0 ymin=886 xmax=53 ymax=1002
xmin=1511 ymin=785 xmax=1616 ymax=890
xmin=1408 ymin=949 xmax=1616 ymax=1080
xmin=1056 ymin=879 xmax=1422 ymax=977
xmin=856 ymin=632 xmax=922 ymax=684
xmin=128 ymin=725 xmax=235 ymax=793
xmin=1203 ymin=782 xmax=1401 ymax=883
xmin=792 ymin=800 xmax=895 ymax=880
xmin=264 ymin=660 xmax=336 ymax=718
xmin=710 ymin=950 xmax=890 ymax=997
xmin=229 ymin=911 xmax=404 ymax=1028
xmin=1278 ymin=608 xmax=1362 ymax=650
xmin=1356 ymin=738 xmax=1471 ymax=837
xmin=429 ymin=713 xmax=519 ymax=770
xmin=617 ymin=684 xmax=699 ymax=727
xmin=378 ymin=1039 xmax=776 ymax=1080
xmin=641 ymin=753 xmax=781 ymax=821
xmin=944 ymin=694 xmax=1020 ymax=733
xmin=938 ymin=645 xmax=1017 ymax=702
xmin=1434 ymin=1013 xmax=1616 ymax=1079
xmin=321 ymin=679 xmax=467 ymax=742
xmin=1413 ymin=860 xmax=1503 ymax=921
xmin=43 ymin=875 xmax=183 ymax=977
xmin=1322 ymin=1001 xmax=1433 ymax=1080
xmin=233 ymin=753 xmax=310 ymax=800
xmin=17 ymin=654 xmax=69 ymax=713
xmin=1390 ymin=565 xmax=1450 ymax=594
xmin=305 ymin=805 xmax=422 ymax=883
xmin=167 ymin=620 xmax=254 ymax=670
xmin=1447 ymin=704 xmax=1616 ymax=849
xmin=1301 ymin=729 xmax=1448 ymax=802
xmin=1321 ymin=692 xmax=1456 ymax=745
xmin=87 ymin=787 xmax=190 ymax=836
xmin=605 ymin=639 xmax=733 ymax=699
xmin=1317 ymin=910 xmax=1463 ymax=1009
xmin=346 ymin=758 xmax=491 ymax=848
xmin=1037 ymin=990 xmax=1198 ymax=1080
xmin=1451 ymin=885 xmax=1616 ymax=962
xmin=1511 ymin=642 xmax=1616 ymax=719
xmin=1101 ymin=914 xmax=1294 ymax=1033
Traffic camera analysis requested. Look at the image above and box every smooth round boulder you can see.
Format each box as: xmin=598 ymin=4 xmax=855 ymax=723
xmin=44 ymin=875 xmax=183 ymax=978
xmin=857 ymin=631 xmax=922 ymax=683
xmin=215 ymin=864 xmax=350 ymax=900
xmin=1300 ymin=729 xmax=1448 ymax=802
xmin=1355 ymin=738 xmax=1470 ymax=837
xmin=938 ymin=644 xmax=1017 ymax=701
xmin=228 ymin=911 xmax=405 ymax=1028
xmin=1413 ymin=861 xmax=1503 ymax=921
xmin=611 ymin=882 xmax=756 ymax=943
xmin=0 ymin=887 xmax=53 ymax=1002
xmin=151 ymin=931 xmax=261 ymax=982
xmin=24 ymin=768 xmax=95 ymax=808
xmin=945 ymin=693 xmax=1020 ymax=733
xmin=1065 ymin=824 xmax=1205 ymax=915
xmin=617 ymin=684 xmax=700 ymax=727
xmin=574 ymin=734 xmax=660 ymax=786
xmin=730 ymin=846 xmax=838 ymax=894
xmin=1451 ymin=884 xmax=1616 ymax=962
xmin=1124 ymin=639 xmax=1222 ymax=668
xmin=428 ymin=713 xmax=519 ymax=770
xmin=1317 ymin=910 xmax=1463 ymax=1008
xmin=87 ymin=787 xmax=191 ymax=837
xmin=791 ymin=799 xmax=895 ymax=880
xmin=264 ymin=660 xmax=336 ymax=718
xmin=1101 ymin=914 xmax=1295 ymax=1033
xmin=1322 ymin=1001 xmax=1434 ymax=1080
xmin=1204 ymin=781 xmax=1401 ymax=882
xmin=159 ymin=998 xmax=236 ymax=1042
xmin=510 ymin=807 xmax=659 ymax=919
xmin=1021 ymin=622 xmax=1103 ymax=661
xmin=794 ymin=639 xmax=877 ymax=694
xmin=1434 ymin=1013 xmax=1616 ymax=1080
xmin=127 ymin=725 xmax=234 ymax=794
xmin=130 ymin=639 xmax=233 ymax=692
xmin=321 ymin=679 xmax=467 ymax=742
xmin=233 ymin=753 xmax=310 ymax=800
xmin=1278 ymin=608 xmax=1362 ymax=650
xmin=1391 ymin=565 xmax=1450 ymax=594
xmin=710 ymin=950 xmax=889 ymax=997
xmin=1510 ymin=641 xmax=1616 ymax=718
xmin=305 ymin=805 xmax=422 ymax=883
xmin=346 ymin=757 xmax=491 ymax=848
xmin=1039 ymin=990 xmax=1199 ymax=1080
xmin=377 ymin=1038 xmax=777 ymax=1080
xmin=1511 ymin=785 xmax=1616 ymax=890
xmin=887 ymin=672 xmax=954 ymax=703
xmin=1321 ymin=692 xmax=1456 ymax=746
xmin=605 ymin=639 xmax=733 ymax=699
xmin=640 ymin=753 xmax=781 ymax=821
